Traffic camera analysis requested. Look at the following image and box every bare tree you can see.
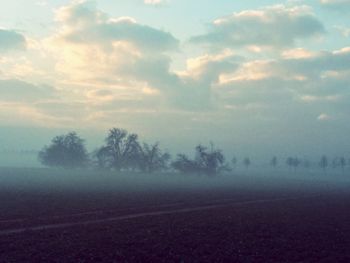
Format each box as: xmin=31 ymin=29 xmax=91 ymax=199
xmin=243 ymin=157 xmax=251 ymax=169
xmin=93 ymin=146 xmax=111 ymax=170
xmin=139 ymin=142 xmax=170 ymax=173
xmin=286 ymin=157 xmax=300 ymax=171
xmin=172 ymin=143 xmax=227 ymax=176
xmin=172 ymin=154 xmax=199 ymax=174
xmin=319 ymin=155 xmax=328 ymax=172
xmin=339 ymin=157 xmax=346 ymax=172
xmin=195 ymin=143 xmax=226 ymax=175
xmin=95 ymin=128 xmax=141 ymax=171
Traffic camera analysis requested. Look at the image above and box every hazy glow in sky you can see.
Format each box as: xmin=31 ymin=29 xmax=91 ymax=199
xmin=0 ymin=0 xmax=349 ymax=155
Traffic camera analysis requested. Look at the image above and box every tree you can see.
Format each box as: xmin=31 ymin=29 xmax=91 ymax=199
xmin=38 ymin=132 xmax=89 ymax=169
xmin=339 ymin=157 xmax=346 ymax=172
xmin=270 ymin=156 xmax=278 ymax=168
xmin=319 ymin=155 xmax=328 ymax=172
xmin=95 ymin=128 xmax=141 ymax=171
xmin=286 ymin=157 xmax=300 ymax=171
xmin=332 ymin=157 xmax=346 ymax=172
xmin=139 ymin=142 xmax=170 ymax=173
xmin=172 ymin=154 xmax=199 ymax=174
xmin=243 ymin=157 xmax=251 ymax=169
xmin=194 ymin=143 xmax=227 ymax=175
xmin=93 ymin=146 xmax=111 ymax=170
xmin=172 ymin=143 xmax=227 ymax=176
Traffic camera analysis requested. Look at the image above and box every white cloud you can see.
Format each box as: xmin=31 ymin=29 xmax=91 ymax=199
xmin=191 ymin=5 xmax=325 ymax=50
xmin=144 ymin=0 xmax=167 ymax=6
xmin=55 ymin=0 xmax=178 ymax=52
xmin=320 ymin=0 xmax=350 ymax=6
xmin=320 ymin=0 xmax=350 ymax=12
xmin=1 ymin=0 xmax=349 ymax=141
xmin=318 ymin=113 xmax=331 ymax=121
xmin=335 ymin=26 xmax=350 ymax=37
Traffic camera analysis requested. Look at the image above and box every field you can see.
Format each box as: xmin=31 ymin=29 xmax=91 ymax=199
xmin=1 ymin=168 xmax=350 ymax=262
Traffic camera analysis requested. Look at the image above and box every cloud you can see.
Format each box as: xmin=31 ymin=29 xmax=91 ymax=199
xmin=191 ymin=5 xmax=325 ymax=49
xmin=318 ymin=113 xmax=331 ymax=121
xmin=49 ymin=0 xmax=236 ymax=111
xmin=0 ymin=79 xmax=69 ymax=127
xmin=320 ymin=0 xmax=350 ymax=9
xmin=144 ymin=0 xmax=167 ymax=6
xmin=219 ymin=47 xmax=350 ymax=92
xmin=0 ymin=79 xmax=56 ymax=102
xmin=0 ymin=29 xmax=26 ymax=52
xmin=46 ymin=0 xmax=349 ymax=117
xmin=55 ymin=1 xmax=178 ymax=52
xmin=335 ymin=26 xmax=350 ymax=37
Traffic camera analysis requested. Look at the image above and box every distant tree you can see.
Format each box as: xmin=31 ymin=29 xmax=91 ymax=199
xmin=286 ymin=157 xmax=293 ymax=169
xmin=231 ymin=157 xmax=237 ymax=170
xmin=319 ymin=155 xmax=328 ymax=172
xmin=172 ymin=154 xmax=199 ymax=174
xmin=38 ymin=132 xmax=89 ymax=169
xmin=95 ymin=128 xmax=141 ymax=171
xmin=243 ymin=157 xmax=251 ymax=169
xmin=339 ymin=157 xmax=346 ymax=172
xmin=195 ymin=143 xmax=227 ymax=175
xmin=172 ymin=143 xmax=227 ymax=176
xmin=286 ymin=157 xmax=300 ymax=171
xmin=93 ymin=146 xmax=111 ymax=170
xmin=270 ymin=156 xmax=278 ymax=168
xmin=331 ymin=156 xmax=346 ymax=172
xmin=138 ymin=142 xmax=170 ymax=173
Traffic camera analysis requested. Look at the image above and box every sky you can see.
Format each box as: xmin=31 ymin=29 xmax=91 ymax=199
xmin=0 ymin=0 xmax=349 ymax=159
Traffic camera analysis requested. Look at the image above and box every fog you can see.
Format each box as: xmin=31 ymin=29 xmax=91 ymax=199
xmin=1 ymin=125 xmax=349 ymax=168
xmin=1 ymin=167 xmax=349 ymax=197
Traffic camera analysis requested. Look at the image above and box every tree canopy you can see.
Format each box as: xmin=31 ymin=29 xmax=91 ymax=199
xmin=38 ymin=132 xmax=89 ymax=168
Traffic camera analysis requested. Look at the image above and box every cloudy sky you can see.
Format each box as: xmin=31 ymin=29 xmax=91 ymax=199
xmin=0 ymin=0 xmax=349 ymax=157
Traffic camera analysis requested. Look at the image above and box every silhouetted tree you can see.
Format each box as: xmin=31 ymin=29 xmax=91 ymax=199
xmin=139 ymin=142 xmax=170 ymax=173
xmin=330 ymin=156 xmax=346 ymax=172
xmin=231 ymin=157 xmax=237 ymax=170
xmin=172 ymin=154 xmax=199 ymax=174
xmin=95 ymin=128 xmax=141 ymax=171
xmin=286 ymin=157 xmax=300 ymax=171
xmin=339 ymin=157 xmax=346 ymax=172
xmin=270 ymin=156 xmax=278 ymax=168
xmin=195 ymin=143 xmax=227 ymax=175
xmin=172 ymin=143 xmax=227 ymax=175
xmin=243 ymin=157 xmax=251 ymax=169
xmin=93 ymin=146 xmax=111 ymax=170
xmin=319 ymin=155 xmax=328 ymax=172
xmin=38 ymin=132 xmax=89 ymax=169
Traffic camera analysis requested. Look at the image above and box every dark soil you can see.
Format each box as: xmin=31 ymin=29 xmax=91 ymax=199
xmin=1 ymin=171 xmax=350 ymax=262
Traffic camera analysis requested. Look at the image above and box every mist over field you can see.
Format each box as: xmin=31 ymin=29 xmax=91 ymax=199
xmin=1 ymin=0 xmax=350 ymax=262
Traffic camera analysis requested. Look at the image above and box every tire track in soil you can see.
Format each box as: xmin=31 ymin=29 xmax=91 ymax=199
xmin=0 ymin=195 xmax=319 ymax=236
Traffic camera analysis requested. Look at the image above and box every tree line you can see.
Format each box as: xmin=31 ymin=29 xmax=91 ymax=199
xmin=38 ymin=128 xmax=349 ymax=175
